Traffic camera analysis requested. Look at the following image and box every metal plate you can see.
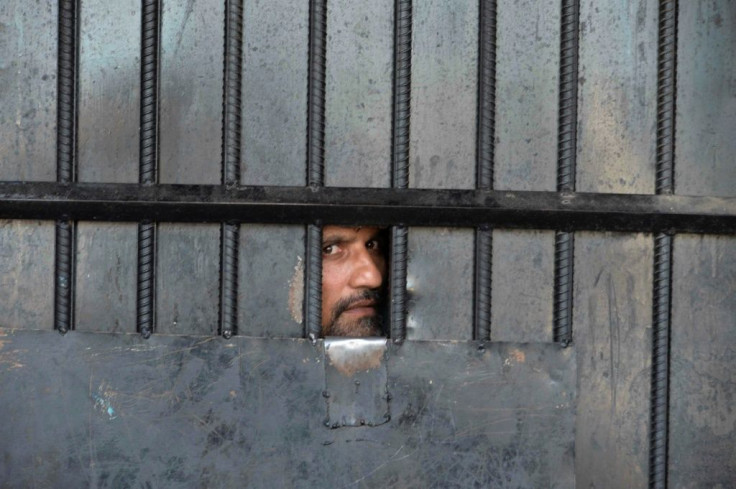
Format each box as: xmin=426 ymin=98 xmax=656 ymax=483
xmin=0 ymin=330 xmax=575 ymax=488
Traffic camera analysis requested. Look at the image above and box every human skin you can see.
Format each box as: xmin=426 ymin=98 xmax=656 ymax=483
xmin=321 ymin=226 xmax=386 ymax=337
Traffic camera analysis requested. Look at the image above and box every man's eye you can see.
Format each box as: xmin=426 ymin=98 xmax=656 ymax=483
xmin=322 ymin=244 xmax=338 ymax=255
xmin=366 ymin=239 xmax=381 ymax=251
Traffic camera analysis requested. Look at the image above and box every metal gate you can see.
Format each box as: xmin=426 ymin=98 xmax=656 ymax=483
xmin=1 ymin=0 xmax=734 ymax=487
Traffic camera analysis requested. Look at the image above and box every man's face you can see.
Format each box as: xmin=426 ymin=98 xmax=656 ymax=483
xmin=321 ymin=226 xmax=387 ymax=337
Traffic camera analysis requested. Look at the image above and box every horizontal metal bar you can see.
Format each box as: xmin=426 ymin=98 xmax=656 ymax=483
xmin=0 ymin=182 xmax=734 ymax=234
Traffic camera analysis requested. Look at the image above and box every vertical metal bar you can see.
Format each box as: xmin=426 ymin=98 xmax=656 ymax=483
xmin=137 ymin=0 xmax=160 ymax=339
xmin=553 ymin=0 xmax=579 ymax=346
xmin=305 ymin=0 xmax=327 ymax=340
xmin=220 ymin=0 xmax=244 ymax=339
xmin=389 ymin=0 xmax=412 ymax=343
xmin=55 ymin=0 xmax=78 ymax=334
xmin=473 ymin=0 xmax=496 ymax=341
xmin=650 ymin=1 xmax=677 ymax=488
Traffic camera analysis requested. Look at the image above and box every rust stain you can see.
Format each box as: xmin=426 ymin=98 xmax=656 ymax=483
xmin=504 ymin=348 xmax=526 ymax=367
xmin=325 ymin=339 xmax=386 ymax=377
xmin=288 ymin=256 xmax=304 ymax=324
xmin=510 ymin=349 xmax=525 ymax=363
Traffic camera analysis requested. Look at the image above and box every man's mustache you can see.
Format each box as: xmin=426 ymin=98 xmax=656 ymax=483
xmin=330 ymin=289 xmax=383 ymax=323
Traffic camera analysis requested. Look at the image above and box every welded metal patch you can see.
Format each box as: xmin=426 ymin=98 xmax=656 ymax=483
xmin=323 ymin=337 xmax=389 ymax=427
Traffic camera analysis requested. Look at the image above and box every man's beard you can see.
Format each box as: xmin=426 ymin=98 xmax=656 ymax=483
xmin=326 ymin=289 xmax=383 ymax=337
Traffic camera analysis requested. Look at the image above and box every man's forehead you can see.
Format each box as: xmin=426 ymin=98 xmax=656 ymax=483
xmin=322 ymin=225 xmax=383 ymax=238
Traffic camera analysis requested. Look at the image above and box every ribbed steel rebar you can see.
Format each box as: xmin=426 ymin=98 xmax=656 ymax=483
xmin=57 ymin=0 xmax=77 ymax=185
xmin=650 ymin=1 xmax=677 ymax=488
xmin=137 ymin=222 xmax=156 ymax=339
xmin=651 ymin=232 xmax=673 ymax=489
xmin=140 ymin=0 xmax=159 ymax=186
xmin=222 ymin=0 xmax=243 ymax=188
xmin=476 ymin=0 xmax=496 ymax=191
xmin=54 ymin=221 xmax=74 ymax=334
xmin=55 ymin=0 xmax=78 ymax=334
xmin=474 ymin=226 xmax=492 ymax=340
xmin=220 ymin=0 xmax=244 ymax=339
xmin=305 ymin=0 xmax=327 ymax=340
xmin=553 ymin=0 xmax=579 ymax=346
xmin=305 ymin=224 xmax=323 ymax=340
xmin=220 ymin=223 xmax=239 ymax=339
xmin=307 ymin=0 xmax=327 ymax=188
xmin=389 ymin=0 xmax=412 ymax=342
xmin=474 ymin=0 xmax=497 ymax=341
xmin=137 ymin=0 xmax=160 ymax=338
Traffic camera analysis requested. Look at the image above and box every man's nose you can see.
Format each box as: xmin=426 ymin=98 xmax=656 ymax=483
xmin=349 ymin=248 xmax=383 ymax=290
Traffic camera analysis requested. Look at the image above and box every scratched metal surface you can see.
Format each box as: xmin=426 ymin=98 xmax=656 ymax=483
xmin=0 ymin=2 xmax=57 ymax=181
xmin=0 ymin=330 xmax=575 ymax=488
xmin=669 ymin=235 xmax=736 ymax=488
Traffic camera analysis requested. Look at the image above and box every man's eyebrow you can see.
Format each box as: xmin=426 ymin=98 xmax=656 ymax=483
xmin=321 ymin=232 xmax=356 ymax=245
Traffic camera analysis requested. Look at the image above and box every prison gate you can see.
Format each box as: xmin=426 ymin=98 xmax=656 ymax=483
xmin=0 ymin=1 xmax=734 ymax=487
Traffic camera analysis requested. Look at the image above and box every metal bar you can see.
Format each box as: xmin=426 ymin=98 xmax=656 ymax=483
xmin=0 ymin=183 xmax=734 ymax=233
xmin=220 ymin=0 xmax=244 ymax=339
xmin=305 ymin=0 xmax=327 ymax=340
xmin=305 ymin=224 xmax=322 ymax=341
xmin=553 ymin=0 xmax=580 ymax=346
xmin=137 ymin=0 xmax=161 ymax=339
xmin=390 ymin=0 xmax=412 ymax=342
xmin=55 ymin=0 xmax=79 ymax=334
xmin=650 ymin=1 xmax=677 ymax=488
xmin=474 ymin=0 xmax=497 ymax=341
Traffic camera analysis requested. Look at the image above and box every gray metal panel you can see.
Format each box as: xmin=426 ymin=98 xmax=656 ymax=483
xmin=0 ymin=221 xmax=54 ymax=330
xmin=159 ymin=0 xmax=223 ymax=186
xmin=75 ymin=222 xmax=137 ymax=333
xmin=410 ymin=0 xmax=477 ymax=190
xmin=324 ymin=337 xmax=389 ymax=427
xmin=0 ymin=330 xmax=575 ymax=488
xmin=0 ymin=2 xmax=57 ymax=181
xmin=78 ymin=0 xmax=140 ymax=183
xmin=156 ymin=224 xmax=220 ymax=335
xmin=676 ymin=1 xmax=736 ymax=197
xmin=242 ymin=0 xmax=308 ymax=186
xmin=670 ymin=235 xmax=736 ymax=488
xmin=325 ymin=0 xmax=392 ymax=188
xmin=492 ymin=229 xmax=554 ymax=342
xmin=407 ymin=228 xmax=474 ymax=340
xmin=573 ymin=232 xmax=652 ymax=489
xmin=238 ymin=224 xmax=305 ymax=338
xmin=495 ymin=0 xmax=559 ymax=192
xmin=577 ymin=0 xmax=658 ymax=194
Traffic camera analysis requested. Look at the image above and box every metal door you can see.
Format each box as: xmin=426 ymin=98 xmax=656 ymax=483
xmin=1 ymin=1 xmax=734 ymax=487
